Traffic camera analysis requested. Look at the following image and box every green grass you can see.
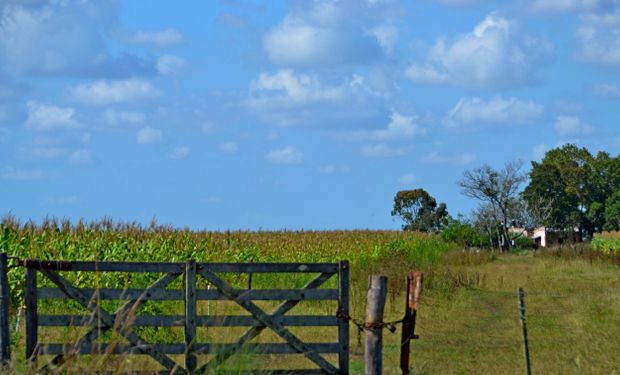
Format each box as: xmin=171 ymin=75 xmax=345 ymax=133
xmin=1 ymin=218 xmax=619 ymax=373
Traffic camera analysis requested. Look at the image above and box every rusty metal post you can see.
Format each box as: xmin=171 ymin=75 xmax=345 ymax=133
xmin=400 ymin=272 xmax=423 ymax=375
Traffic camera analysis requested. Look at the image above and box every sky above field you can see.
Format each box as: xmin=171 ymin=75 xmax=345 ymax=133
xmin=1 ymin=0 xmax=619 ymax=230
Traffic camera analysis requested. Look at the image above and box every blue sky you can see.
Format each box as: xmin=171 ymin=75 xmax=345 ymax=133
xmin=1 ymin=0 xmax=619 ymax=230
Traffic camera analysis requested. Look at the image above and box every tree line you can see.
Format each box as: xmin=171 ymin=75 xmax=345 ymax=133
xmin=391 ymin=144 xmax=620 ymax=250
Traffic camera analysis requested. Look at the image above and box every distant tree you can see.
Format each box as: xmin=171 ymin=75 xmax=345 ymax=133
xmin=459 ymin=161 xmax=526 ymax=250
xmin=523 ymin=144 xmax=620 ymax=238
xmin=604 ymin=190 xmax=620 ymax=231
xmin=391 ymin=189 xmax=448 ymax=232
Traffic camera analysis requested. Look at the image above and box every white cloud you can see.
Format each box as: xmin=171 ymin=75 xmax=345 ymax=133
xmin=69 ymin=149 xmax=92 ymax=165
xmin=157 ymin=55 xmax=186 ymax=75
xmin=424 ymin=151 xmax=476 ymax=165
xmin=0 ymin=2 xmax=155 ymax=78
xmin=262 ymin=1 xmax=394 ymax=67
xmin=406 ymin=13 xmax=553 ymax=88
xmin=265 ymin=146 xmax=303 ymax=165
xmin=2 ymin=167 xmax=45 ymax=181
xmin=250 ymin=70 xmax=343 ymax=105
xmin=575 ymin=11 xmax=620 ymax=64
xmin=169 ymin=146 xmax=191 ymax=159
xmin=361 ymin=143 xmax=411 ymax=158
xmin=136 ymin=126 xmax=163 ymax=144
xmin=130 ymin=28 xmax=185 ymax=47
xmin=25 ymin=101 xmax=78 ymax=130
xmin=105 ymin=110 xmax=145 ymax=126
xmin=529 ymin=0 xmax=600 ymax=13
xmin=554 ymin=115 xmax=593 ymax=136
xmin=445 ymin=96 xmax=543 ymax=127
xmin=247 ymin=70 xmax=386 ymax=127
xmin=354 ymin=112 xmax=425 ymax=141
xmin=67 ymin=79 xmax=159 ymax=106
xmin=399 ymin=173 xmax=416 ymax=185
xmin=219 ymin=142 xmax=239 ymax=154
xmin=591 ymin=83 xmax=620 ymax=98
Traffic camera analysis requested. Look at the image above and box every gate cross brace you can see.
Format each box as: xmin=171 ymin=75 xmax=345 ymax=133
xmin=197 ymin=267 xmax=339 ymax=375
xmin=200 ymin=271 xmax=335 ymax=372
xmin=37 ymin=268 xmax=184 ymax=374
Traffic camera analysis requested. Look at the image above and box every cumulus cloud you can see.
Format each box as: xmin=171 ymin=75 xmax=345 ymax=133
xmin=105 ymin=110 xmax=145 ymax=126
xmin=424 ymin=151 xmax=476 ymax=165
xmin=247 ymin=69 xmax=387 ymax=127
xmin=25 ymin=101 xmax=78 ymax=130
xmin=265 ymin=146 xmax=303 ymax=165
xmin=528 ymin=0 xmax=601 ymax=13
xmin=354 ymin=112 xmax=425 ymax=141
xmin=554 ymin=115 xmax=593 ymax=136
xmin=67 ymin=79 xmax=160 ymax=106
xmin=361 ymin=143 xmax=412 ymax=158
xmin=219 ymin=142 xmax=239 ymax=154
xmin=169 ymin=146 xmax=191 ymax=159
xmin=263 ymin=0 xmax=398 ymax=67
xmin=575 ymin=11 xmax=620 ymax=64
xmin=406 ymin=13 xmax=553 ymax=88
xmin=444 ymin=96 xmax=543 ymax=127
xmin=136 ymin=126 xmax=163 ymax=144
xmin=130 ymin=28 xmax=185 ymax=47
xmin=156 ymin=55 xmax=186 ymax=75
xmin=0 ymin=2 xmax=155 ymax=78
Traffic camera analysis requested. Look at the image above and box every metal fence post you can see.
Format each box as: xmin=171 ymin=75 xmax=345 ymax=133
xmin=518 ymin=288 xmax=532 ymax=375
xmin=185 ymin=260 xmax=197 ymax=374
xmin=365 ymin=275 xmax=387 ymax=375
xmin=0 ymin=253 xmax=10 ymax=366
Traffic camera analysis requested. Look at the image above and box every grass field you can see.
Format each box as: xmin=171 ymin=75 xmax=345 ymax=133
xmin=1 ymin=218 xmax=619 ymax=373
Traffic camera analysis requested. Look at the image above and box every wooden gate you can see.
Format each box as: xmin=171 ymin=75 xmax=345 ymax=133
xmin=23 ymin=259 xmax=350 ymax=374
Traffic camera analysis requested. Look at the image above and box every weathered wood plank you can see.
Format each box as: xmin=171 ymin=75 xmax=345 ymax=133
xmin=338 ymin=260 xmax=350 ymax=374
xmin=199 ymin=263 xmax=338 ymax=273
xmin=185 ymin=260 xmax=197 ymax=372
xmin=39 ymin=314 xmax=338 ymax=327
xmin=198 ymin=268 xmax=339 ymax=375
xmin=38 ymin=268 xmax=181 ymax=373
xmin=198 ymin=272 xmax=335 ymax=373
xmin=25 ymin=267 xmax=38 ymax=368
xmin=39 ymin=288 xmax=338 ymax=301
xmin=24 ymin=260 xmax=183 ymax=273
xmin=40 ymin=342 xmax=340 ymax=355
xmin=24 ymin=260 xmax=337 ymax=273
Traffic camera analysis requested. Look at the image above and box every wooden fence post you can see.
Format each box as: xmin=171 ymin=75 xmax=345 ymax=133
xmin=0 ymin=253 xmax=10 ymax=367
xmin=185 ymin=260 xmax=197 ymax=374
xmin=365 ymin=275 xmax=387 ymax=375
xmin=518 ymin=288 xmax=532 ymax=375
xmin=338 ymin=260 xmax=350 ymax=374
xmin=25 ymin=265 xmax=37 ymax=369
xmin=400 ymin=272 xmax=423 ymax=375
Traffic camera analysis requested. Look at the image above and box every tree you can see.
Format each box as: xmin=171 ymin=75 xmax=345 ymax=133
xmin=604 ymin=190 xmax=620 ymax=231
xmin=459 ymin=161 xmax=526 ymax=250
xmin=523 ymin=144 xmax=620 ymax=238
xmin=391 ymin=189 xmax=448 ymax=232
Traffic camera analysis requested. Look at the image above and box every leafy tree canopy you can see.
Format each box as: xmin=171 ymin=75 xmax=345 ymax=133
xmin=391 ymin=189 xmax=448 ymax=232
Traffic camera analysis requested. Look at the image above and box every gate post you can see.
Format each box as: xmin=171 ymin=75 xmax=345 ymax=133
xmin=365 ymin=275 xmax=387 ymax=375
xmin=0 ymin=253 xmax=10 ymax=366
xmin=185 ymin=260 xmax=197 ymax=373
xmin=25 ymin=264 xmax=37 ymax=369
xmin=338 ymin=260 xmax=350 ymax=374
